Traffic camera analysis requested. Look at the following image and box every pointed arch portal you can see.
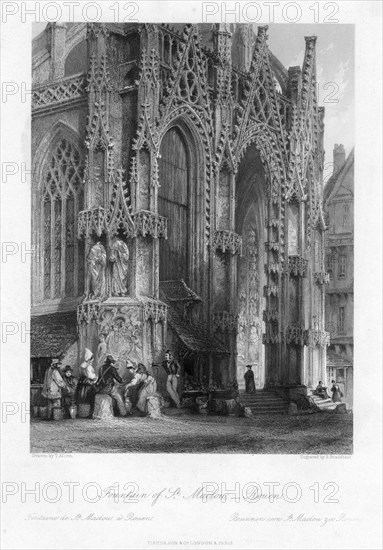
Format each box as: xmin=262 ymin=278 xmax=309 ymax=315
xmin=235 ymin=144 xmax=267 ymax=389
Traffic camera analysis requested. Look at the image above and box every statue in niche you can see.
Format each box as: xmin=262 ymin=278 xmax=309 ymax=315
xmin=109 ymin=237 xmax=130 ymax=297
xmin=248 ymin=322 xmax=260 ymax=363
xmin=86 ymin=242 xmax=107 ymax=299
xmin=96 ymin=334 xmax=108 ymax=374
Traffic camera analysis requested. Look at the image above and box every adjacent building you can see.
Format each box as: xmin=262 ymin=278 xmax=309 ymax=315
xmin=324 ymin=145 xmax=354 ymax=405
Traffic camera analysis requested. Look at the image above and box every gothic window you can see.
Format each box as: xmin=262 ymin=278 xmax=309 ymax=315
xmin=338 ymin=255 xmax=347 ymax=279
xmin=338 ymin=306 xmax=345 ymax=332
xmin=42 ymin=138 xmax=84 ymax=300
xmin=158 ymin=128 xmax=189 ymax=281
xmin=326 ymin=255 xmax=335 ymax=280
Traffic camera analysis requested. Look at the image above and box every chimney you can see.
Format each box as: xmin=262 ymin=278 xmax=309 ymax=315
xmin=333 ymin=144 xmax=346 ymax=174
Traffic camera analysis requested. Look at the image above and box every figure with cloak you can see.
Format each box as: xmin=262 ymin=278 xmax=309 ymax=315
xmin=86 ymin=242 xmax=107 ymax=299
xmin=109 ymin=237 xmax=129 ymax=297
xmin=244 ymin=364 xmax=256 ymax=394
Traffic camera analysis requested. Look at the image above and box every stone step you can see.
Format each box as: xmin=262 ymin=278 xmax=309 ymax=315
xmin=240 ymin=390 xmax=288 ymax=415
xmin=240 ymin=398 xmax=288 ymax=405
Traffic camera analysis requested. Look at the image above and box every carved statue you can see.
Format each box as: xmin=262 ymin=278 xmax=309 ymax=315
xmin=87 ymin=242 xmax=107 ymax=299
xmin=109 ymin=237 xmax=130 ymax=297
xmin=96 ymin=333 xmax=108 ymax=373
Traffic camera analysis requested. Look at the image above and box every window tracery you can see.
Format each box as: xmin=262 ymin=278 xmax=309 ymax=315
xmin=42 ymin=138 xmax=84 ymax=300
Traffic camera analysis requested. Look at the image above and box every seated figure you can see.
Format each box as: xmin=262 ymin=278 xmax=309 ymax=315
xmin=125 ymin=364 xmax=163 ymax=418
xmin=313 ymin=381 xmax=330 ymax=399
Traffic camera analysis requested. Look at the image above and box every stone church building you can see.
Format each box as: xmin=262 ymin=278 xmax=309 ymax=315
xmin=31 ymin=23 xmax=329 ymax=401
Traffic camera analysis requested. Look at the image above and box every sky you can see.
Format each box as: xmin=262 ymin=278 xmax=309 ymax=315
xmin=32 ymin=22 xmax=354 ymax=183
xmin=267 ymin=24 xmax=354 ymax=182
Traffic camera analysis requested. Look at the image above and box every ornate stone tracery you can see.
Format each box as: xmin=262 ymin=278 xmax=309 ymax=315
xmin=32 ymin=22 xmax=327 ymax=393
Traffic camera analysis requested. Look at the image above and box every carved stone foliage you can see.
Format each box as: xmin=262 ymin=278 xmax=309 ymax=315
xmin=304 ymin=328 xmax=330 ymax=348
xmin=264 ymin=284 xmax=278 ymax=297
xmin=314 ymin=271 xmax=330 ymax=285
xmin=212 ymin=230 xmax=242 ymax=255
xmin=285 ymin=324 xmax=306 ymax=346
xmin=213 ymin=311 xmax=238 ymax=334
xmin=265 ymin=241 xmax=279 ymax=252
xmin=287 ymin=255 xmax=308 ymax=277
xmin=78 ymin=169 xmax=135 ymax=239
xmin=77 ymin=301 xmax=101 ymax=325
xmin=32 ymin=74 xmax=86 ymax=112
xmin=263 ymin=309 xmax=278 ymax=322
xmin=143 ymin=300 xmax=168 ymax=323
xmin=77 ymin=206 xmax=106 ymax=239
xmin=132 ymin=210 xmax=168 ymax=239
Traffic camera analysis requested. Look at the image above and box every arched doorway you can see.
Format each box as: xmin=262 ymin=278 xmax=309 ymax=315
xmin=158 ymin=127 xmax=189 ymax=282
xmin=235 ymin=144 xmax=267 ymax=389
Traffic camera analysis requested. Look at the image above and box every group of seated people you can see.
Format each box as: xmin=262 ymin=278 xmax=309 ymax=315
xmin=42 ymin=348 xmax=181 ymax=420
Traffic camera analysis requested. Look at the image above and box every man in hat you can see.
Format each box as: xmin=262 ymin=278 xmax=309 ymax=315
xmin=97 ymin=355 xmax=127 ymax=416
xmin=42 ymin=358 xmax=67 ymax=420
xmin=153 ymin=350 xmax=181 ymax=408
xmin=61 ymin=366 xmax=78 ymax=417
xmin=244 ymin=365 xmax=256 ymax=394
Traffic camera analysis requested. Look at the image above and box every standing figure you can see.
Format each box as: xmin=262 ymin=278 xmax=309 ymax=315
xmin=96 ymin=334 xmax=108 ymax=374
xmin=330 ymin=380 xmax=343 ymax=403
xmin=75 ymin=348 xmax=98 ymax=413
xmin=61 ymin=366 xmax=78 ymax=417
xmin=97 ymin=355 xmax=127 ymax=416
xmin=109 ymin=237 xmax=129 ymax=297
xmin=244 ymin=364 xmax=256 ymax=394
xmin=87 ymin=242 xmax=107 ymax=299
xmin=125 ymin=364 xmax=163 ymax=416
xmin=42 ymin=358 xmax=67 ymax=419
xmin=153 ymin=350 xmax=181 ymax=408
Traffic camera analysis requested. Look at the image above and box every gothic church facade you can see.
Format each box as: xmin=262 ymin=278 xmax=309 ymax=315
xmin=31 ymin=23 xmax=329 ymax=399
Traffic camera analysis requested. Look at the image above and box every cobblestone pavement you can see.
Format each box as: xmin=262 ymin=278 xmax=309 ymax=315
xmin=31 ymin=409 xmax=353 ymax=454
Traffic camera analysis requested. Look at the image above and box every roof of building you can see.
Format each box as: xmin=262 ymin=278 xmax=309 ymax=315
xmin=327 ymin=349 xmax=353 ymax=368
xmin=324 ymin=148 xmax=354 ymax=205
xmin=160 ymin=279 xmax=229 ymax=354
xmin=31 ymin=311 xmax=78 ymax=358
xmin=160 ymin=279 xmax=201 ymax=303
xmin=167 ymin=307 xmax=230 ymax=355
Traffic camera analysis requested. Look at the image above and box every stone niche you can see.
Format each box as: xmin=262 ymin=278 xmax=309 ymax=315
xmin=77 ymin=297 xmax=167 ymax=383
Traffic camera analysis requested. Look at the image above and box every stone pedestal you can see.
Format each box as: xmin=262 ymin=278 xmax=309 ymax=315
xmin=77 ymin=297 xmax=168 ymax=377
